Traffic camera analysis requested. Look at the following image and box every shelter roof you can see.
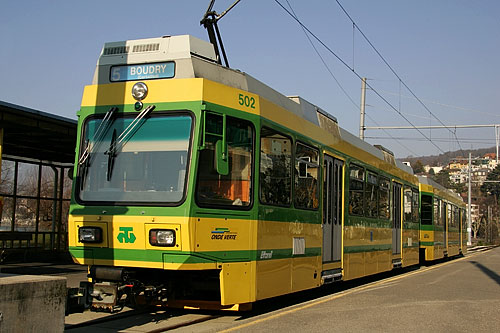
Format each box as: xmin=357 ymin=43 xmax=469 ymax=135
xmin=0 ymin=101 xmax=77 ymax=164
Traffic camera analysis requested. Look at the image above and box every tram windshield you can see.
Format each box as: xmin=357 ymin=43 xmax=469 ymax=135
xmin=77 ymin=113 xmax=192 ymax=204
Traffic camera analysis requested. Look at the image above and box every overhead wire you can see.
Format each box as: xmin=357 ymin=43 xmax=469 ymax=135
xmin=273 ymin=0 xmax=447 ymax=154
xmin=333 ymin=0 xmax=466 ymax=155
xmin=369 ymin=104 xmax=457 ymax=121
xmin=373 ymin=88 xmax=500 ymax=118
xmin=283 ymin=0 xmax=358 ymax=109
xmin=365 ymin=136 xmax=495 ymax=142
xmin=365 ymin=136 xmax=496 ymax=145
xmin=365 ymin=114 xmax=419 ymax=156
xmin=283 ymin=0 xmax=417 ymax=157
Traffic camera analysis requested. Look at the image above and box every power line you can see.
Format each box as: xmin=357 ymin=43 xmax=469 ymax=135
xmin=273 ymin=0 xmax=447 ymax=154
xmin=283 ymin=0 xmax=359 ymax=110
xmin=374 ymin=88 xmax=500 ymax=118
xmin=283 ymin=0 xmax=419 ymax=157
xmin=369 ymin=104 xmax=442 ymax=121
xmin=333 ymin=0 xmax=466 ymax=155
xmin=365 ymin=114 xmax=418 ymax=156
xmin=365 ymin=124 xmax=498 ymax=129
xmin=365 ymin=136 xmax=496 ymax=144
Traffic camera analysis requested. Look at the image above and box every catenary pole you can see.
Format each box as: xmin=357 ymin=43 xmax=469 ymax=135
xmin=468 ymin=152 xmax=472 ymax=245
xmin=359 ymin=77 xmax=366 ymax=140
xmin=496 ymin=124 xmax=499 ymax=165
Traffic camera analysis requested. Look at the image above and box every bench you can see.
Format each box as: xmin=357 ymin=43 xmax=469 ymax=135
xmin=0 ymin=232 xmax=34 ymax=263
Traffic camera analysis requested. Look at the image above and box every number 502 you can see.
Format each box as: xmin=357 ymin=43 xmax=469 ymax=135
xmin=238 ymin=93 xmax=256 ymax=109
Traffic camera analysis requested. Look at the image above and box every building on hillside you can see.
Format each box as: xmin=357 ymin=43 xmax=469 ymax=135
xmin=485 ymin=155 xmax=498 ymax=170
xmin=449 ymin=169 xmax=467 ymax=184
xmin=424 ymin=165 xmax=443 ymax=174
xmin=472 ymin=168 xmax=489 ymax=186
xmin=484 ymin=153 xmax=496 ymax=160
xmin=448 ymin=160 xmax=468 ymax=170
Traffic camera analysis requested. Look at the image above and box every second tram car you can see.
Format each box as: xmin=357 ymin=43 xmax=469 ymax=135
xmin=418 ymin=176 xmax=467 ymax=261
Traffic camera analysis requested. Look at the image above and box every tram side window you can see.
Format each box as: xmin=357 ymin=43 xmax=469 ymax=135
xmin=259 ymin=128 xmax=292 ymax=206
xmin=452 ymin=205 xmax=459 ymax=228
xmin=462 ymin=208 xmax=467 ymax=230
xmin=403 ymin=186 xmax=412 ymax=222
xmin=349 ymin=164 xmax=364 ymax=216
xmin=450 ymin=205 xmax=455 ymax=228
xmin=378 ymin=177 xmax=390 ymax=219
xmin=365 ymin=172 xmax=378 ymax=218
xmin=294 ymin=143 xmax=319 ymax=210
xmin=447 ymin=204 xmax=453 ymax=227
xmin=195 ymin=115 xmax=254 ymax=207
xmin=442 ymin=202 xmax=447 ymax=227
xmin=434 ymin=198 xmax=441 ymax=226
xmin=412 ymin=189 xmax=419 ymax=222
xmin=421 ymin=195 xmax=433 ymax=225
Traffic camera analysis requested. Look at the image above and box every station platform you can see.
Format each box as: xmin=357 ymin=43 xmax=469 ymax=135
xmin=1 ymin=247 xmax=499 ymax=332
xmin=222 ymin=246 xmax=500 ymax=332
xmin=0 ymin=261 xmax=87 ymax=288
xmin=0 ymin=273 xmax=67 ymax=331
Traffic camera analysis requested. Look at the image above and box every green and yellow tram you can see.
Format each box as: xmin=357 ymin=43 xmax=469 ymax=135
xmin=68 ymin=35 xmax=464 ymax=311
xmin=419 ymin=176 xmax=467 ymax=261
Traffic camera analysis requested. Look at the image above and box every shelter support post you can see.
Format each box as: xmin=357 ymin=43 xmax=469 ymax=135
xmin=0 ymin=128 xmax=3 ymax=219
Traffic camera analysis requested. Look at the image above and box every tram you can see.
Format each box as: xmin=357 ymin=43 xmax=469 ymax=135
xmin=68 ymin=35 xmax=466 ymax=311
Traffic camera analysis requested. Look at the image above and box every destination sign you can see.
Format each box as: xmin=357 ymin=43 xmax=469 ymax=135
xmin=110 ymin=62 xmax=175 ymax=82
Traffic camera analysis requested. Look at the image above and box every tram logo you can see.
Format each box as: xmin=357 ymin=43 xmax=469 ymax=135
xmin=260 ymin=250 xmax=273 ymax=259
xmin=211 ymin=228 xmax=237 ymax=240
xmin=117 ymin=227 xmax=136 ymax=244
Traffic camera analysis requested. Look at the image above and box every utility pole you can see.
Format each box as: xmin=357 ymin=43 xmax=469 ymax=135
xmin=488 ymin=206 xmax=493 ymax=243
xmin=468 ymin=152 xmax=472 ymax=245
xmin=359 ymin=77 xmax=367 ymax=140
xmin=496 ymin=124 xmax=499 ymax=165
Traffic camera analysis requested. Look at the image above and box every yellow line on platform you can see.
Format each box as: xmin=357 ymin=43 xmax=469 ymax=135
xmin=221 ymin=250 xmax=485 ymax=332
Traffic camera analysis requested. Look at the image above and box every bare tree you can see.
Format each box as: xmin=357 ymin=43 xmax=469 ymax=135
xmin=471 ymin=217 xmax=481 ymax=239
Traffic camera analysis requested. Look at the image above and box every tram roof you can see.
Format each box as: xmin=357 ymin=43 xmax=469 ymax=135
xmin=417 ymin=175 xmax=463 ymax=202
xmin=90 ymin=34 xmax=414 ymax=176
xmin=0 ymin=100 xmax=77 ymax=164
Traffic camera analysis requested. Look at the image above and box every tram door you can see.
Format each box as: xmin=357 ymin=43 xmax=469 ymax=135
xmin=392 ymin=182 xmax=402 ymax=255
xmin=322 ymin=155 xmax=343 ymax=263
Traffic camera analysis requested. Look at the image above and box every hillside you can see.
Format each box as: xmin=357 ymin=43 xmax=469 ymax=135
xmin=399 ymin=146 xmax=496 ymax=167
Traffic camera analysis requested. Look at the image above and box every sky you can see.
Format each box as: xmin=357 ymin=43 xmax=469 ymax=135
xmin=1 ymin=0 xmax=499 ymax=158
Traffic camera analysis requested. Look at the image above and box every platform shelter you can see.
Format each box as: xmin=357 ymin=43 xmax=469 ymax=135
xmin=0 ymin=100 xmax=76 ymax=261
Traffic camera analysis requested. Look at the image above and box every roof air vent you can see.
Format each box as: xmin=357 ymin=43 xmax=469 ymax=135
xmin=103 ymin=46 xmax=130 ymax=55
xmin=132 ymin=43 xmax=160 ymax=53
xmin=374 ymin=145 xmax=396 ymax=165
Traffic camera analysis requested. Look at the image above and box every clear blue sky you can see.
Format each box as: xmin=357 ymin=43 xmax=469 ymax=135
xmin=1 ymin=0 xmax=499 ymax=158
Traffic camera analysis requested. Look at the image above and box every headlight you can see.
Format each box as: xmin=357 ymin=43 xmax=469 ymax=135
xmin=131 ymin=82 xmax=148 ymax=100
xmin=79 ymin=227 xmax=102 ymax=243
xmin=149 ymin=229 xmax=175 ymax=247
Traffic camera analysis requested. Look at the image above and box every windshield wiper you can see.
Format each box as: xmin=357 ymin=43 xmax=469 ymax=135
xmin=105 ymin=105 xmax=155 ymax=157
xmin=104 ymin=105 xmax=155 ymax=181
xmin=78 ymin=107 xmax=117 ymax=189
xmin=78 ymin=106 xmax=117 ymax=166
xmin=79 ymin=139 xmax=90 ymax=190
xmin=106 ymin=129 xmax=117 ymax=181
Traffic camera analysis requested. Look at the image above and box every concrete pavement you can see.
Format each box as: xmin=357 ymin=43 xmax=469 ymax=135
xmin=220 ymin=248 xmax=500 ymax=333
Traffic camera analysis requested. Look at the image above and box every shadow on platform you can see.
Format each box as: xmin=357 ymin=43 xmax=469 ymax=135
xmin=470 ymin=260 xmax=500 ymax=286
